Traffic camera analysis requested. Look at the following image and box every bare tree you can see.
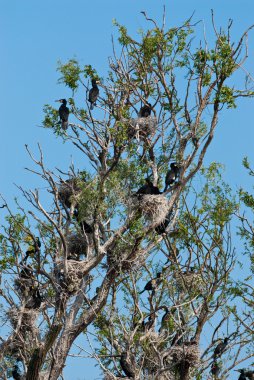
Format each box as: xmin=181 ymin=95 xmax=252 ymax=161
xmin=0 ymin=12 xmax=253 ymax=380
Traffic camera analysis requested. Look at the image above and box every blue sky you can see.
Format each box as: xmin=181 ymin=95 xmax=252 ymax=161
xmin=1 ymin=1 xmax=254 ymax=379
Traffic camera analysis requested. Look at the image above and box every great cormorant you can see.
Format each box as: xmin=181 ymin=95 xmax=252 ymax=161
xmin=119 ymin=352 xmax=135 ymax=378
xmin=213 ymin=337 xmax=229 ymax=358
xmin=164 ymin=162 xmax=180 ymax=191
xmin=139 ymin=272 xmax=162 ymax=295
xmin=12 ymin=364 xmax=22 ymax=380
xmin=159 ymin=306 xmax=173 ymax=332
xmin=25 ymin=237 xmax=41 ymax=260
xmin=56 ymin=99 xmax=69 ymax=130
xmin=211 ymin=361 xmax=220 ymax=377
xmin=236 ymin=370 xmax=247 ymax=380
xmin=25 ymin=288 xmax=43 ymax=309
xmin=73 ymin=209 xmax=93 ymax=233
xmin=136 ymin=178 xmax=161 ymax=196
xmin=139 ymin=103 xmax=152 ymax=117
xmin=88 ymin=79 xmax=99 ymax=110
xmin=235 ymin=369 xmax=254 ymax=380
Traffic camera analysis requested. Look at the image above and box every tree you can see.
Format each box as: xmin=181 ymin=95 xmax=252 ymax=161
xmin=0 ymin=12 xmax=253 ymax=380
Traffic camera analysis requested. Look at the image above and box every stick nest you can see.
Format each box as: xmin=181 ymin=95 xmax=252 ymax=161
xmin=168 ymin=343 xmax=200 ymax=367
xmin=174 ymin=271 xmax=205 ymax=293
xmin=129 ymin=194 xmax=169 ymax=226
xmin=58 ymin=260 xmax=89 ymax=294
xmin=127 ymin=116 xmax=157 ymax=140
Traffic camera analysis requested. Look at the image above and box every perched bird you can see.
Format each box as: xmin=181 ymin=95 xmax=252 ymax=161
xmin=164 ymin=162 xmax=180 ymax=192
xmin=213 ymin=337 xmax=229 ymax=358
xmin=211 ymin=361 xmax=220 ymax=377
xmin=139 ymin=272 xmax=162 ymax=295
xmin=155 ymin=212 xmax=172 ymax=235
xmin=25 ymin=237 xmax=41 ymax=260
xmin=139 ymin=103 xmax=152 ymax=117
xmin=159 ymin=306 xmax=174 ymax=332
xmin=56 ymin=99 xmax=69 ymax=130
xmin=142 ymin=314 xmax=156 ymax=332
xmin=88 ymin=79 xmax=99 ymax=110
xmin=235 ymin=369 xmax=254 ymax=380
xmin=236 ymin=370 xmax=247 ymax=380
xmin=12 ymin=364 xmax=22 ymax=380
xmin=136 ymin=178 xmax=161 ymax=196
xmin=120 ymin=352 xmax=135 ymax=378
xmin=74 ymin=209 xmax=93 ymax=233
xmin=25 ymin=288 xmax=43 ymax=309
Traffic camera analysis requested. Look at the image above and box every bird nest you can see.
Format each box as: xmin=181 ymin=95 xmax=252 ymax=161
xmin=58 ymin=260 xmax=88 ymax=294
xmin=8 ymin=307 xmax=39 ymax=334
xmin=174 ymin=272 xmax=205 ymax=294
xmin=168 ymin=344 xmax=200 ymax=367
xmin=58 ymin=179 xmax=81 ymax=208
xmin=127 ymin=116 xmax=157 ymax=140
xmin=129 ymin=194 xmax=169 ymax=226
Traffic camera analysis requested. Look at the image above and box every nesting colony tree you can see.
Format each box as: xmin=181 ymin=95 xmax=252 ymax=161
xmin=0 ymin=12 xmax=254 ymax=380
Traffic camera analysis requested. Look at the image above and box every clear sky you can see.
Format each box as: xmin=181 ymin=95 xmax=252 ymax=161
xmin=1 ymin=1 xmax=254 ymax=379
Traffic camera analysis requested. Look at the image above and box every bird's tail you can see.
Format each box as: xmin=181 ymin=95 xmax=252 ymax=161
xmin=90 ymin=103 xmax=94 ymax=110
xmin=61 ymin=121 xmax=68 ymax=131
xmin=163 ymin=185 xmax=168 ymax=192
xmin=139 ymin=289 xmax=145 ymax=294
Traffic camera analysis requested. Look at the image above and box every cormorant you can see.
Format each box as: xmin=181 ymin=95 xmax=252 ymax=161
xmin=159 ymin=306 xmax=173 ymax=332
xmin=236 ymin=370 xmax=247 ymax=380
xmin=136 ymin=178 xmax=161 ymax=196
xmin=211 ymin=361 xmax=220 ymax=377
xmin=139 ymin=272 xmax=162 ymax=295
xmin=25 ymin=288 xmax=43 ymax=309
xmin=155 ymin=211 xmax=172 ymax=235
xmin=88 ymin=79 xmax=99 ymax=110
xmin=213 ymin=337 xmax=229 ymax=358
xmin=235 ymin=369 xmax=254 ymax=380
xmin=12 ymin=364 xmax=22 ymax=380
xmin=139 ymin=103 xmax=152 ymax=117
xmin=25 ymin=237 xmax=41 ymax=260
xmin=120 ymin=352 xmax=135 ymax=378
xmin=56 ymin=99 xmax=69 ymax=130
xmin=164 ymin=163 xmax=180 ymax=192
xmin=73 ymin=209 xmax=93 ymax=233
xmin=142 ymin=314 xmax=156 ymax=331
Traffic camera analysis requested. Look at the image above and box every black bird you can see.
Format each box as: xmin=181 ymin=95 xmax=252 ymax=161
xmin=142 ymin=314 xmax=156 ymax=332
xmin=211 ymin=361 xmax=220 ymax=377
xmin=56 ymin=99 xmax=69 ymax=130
xmin=12 ymin=364 xmax=22 ymax=380
xmin=88 ymin=79 xmax=99 ymax=110
xmin=139 ymin=102 xmax=152 ymax=117
xmin=139 ymin=272 xmax=162 ymax=295
xmin=155 ymin=212 xmax=172 ymax=235
xmin=164 ymin=162 xmax=180 ymax=192
xmin=235 ymin=369 xmax=254 ymax=380
xmin=136 ymin=178 xmax=161 ymax=196
xmin=120 ymin=352 xmax=135 ymax=378
xmin=25 ymin=288 xmax=43 ymax=309
xmin=213 ymin=337 xmax=229 ymax=358
xmin=236 ymin=370 xmax=247 ymax=380
xmin=73 ymin=209 xmax=93 ymax=233
xmin=25 ymin=237 xmax=41 ymax=260
xmin=159 ymin=306 xmax=173 ymax=332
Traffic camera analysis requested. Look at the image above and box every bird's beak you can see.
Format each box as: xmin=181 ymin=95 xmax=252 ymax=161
xmin=96 ymin=80 xmax=100 ymax=84
xmin=55 ymin=99 xmax=61 ymax=102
